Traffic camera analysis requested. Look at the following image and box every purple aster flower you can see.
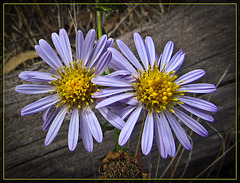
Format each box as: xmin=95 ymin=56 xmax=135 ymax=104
xmin=91 ymin=33 xmax=218 ymax=158
xmin=15 ymin=29 xmax=125 ymax=152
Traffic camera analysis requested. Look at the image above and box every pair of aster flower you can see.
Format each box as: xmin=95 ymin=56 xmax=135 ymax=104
xmin=15 ymin=29 xmax=217 ymax=158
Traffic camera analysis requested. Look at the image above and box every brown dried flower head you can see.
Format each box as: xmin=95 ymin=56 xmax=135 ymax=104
xmin=99 ymin=150 xmax=147 ymax=179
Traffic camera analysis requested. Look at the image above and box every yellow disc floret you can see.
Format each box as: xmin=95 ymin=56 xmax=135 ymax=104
xmin=132 ymin=65 xmax=185 ymax=113
xmin=50 ymin=60 xmax=97 ymax=110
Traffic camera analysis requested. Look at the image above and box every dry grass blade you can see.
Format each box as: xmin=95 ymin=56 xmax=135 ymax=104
xmin=192 ymin=144 xmax=235 ymax=180
xmin=3 ymin=50 xmax=39 ymax=74
xmin=108 ymin=4 xmax=138 ymax=37
xmin=159 ymin=143 xmax=181 ymax=178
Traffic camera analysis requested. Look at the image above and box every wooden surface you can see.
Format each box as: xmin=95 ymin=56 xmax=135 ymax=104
xmin=2 ymin=4 xmax=237 ymax=179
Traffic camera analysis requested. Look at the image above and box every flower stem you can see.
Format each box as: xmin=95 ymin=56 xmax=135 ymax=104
xmin=114 ymin=128 xmax=122 ymax=152
xmin=97 ymin=10 xmax=102 ymax=39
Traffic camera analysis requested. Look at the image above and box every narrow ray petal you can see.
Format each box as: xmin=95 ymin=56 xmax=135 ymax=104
xmin=160 ymin=41 xmax=174 ymax=71
xmin=141 ymin=112 xmax=154 ymax=155
xmin=165 ymin=49 xmax=183 ymax=72
xmin=178 ymin=95 xmax=218 ymax=112
xmin=176 ymin=69 xmax=205 ymax=85
xmin=159 ymin=112 xmax=176 ymax=157
xmin=87 ymin=35 xmax=107 ymax=69
xmin=98 ymin=107 xmax=125 ymax=130
xmin=35 ymin=45 xmax=57 ymax=69
xmin=145 ymin=36 xmax=155 ymax=69
xmin=117 ymin=39 xmax=143 ymax=73
xmin=108 ymin=47 xmax=138 ymax=75
xmin=156 ymin=53 xmax=162 ymax=66
xmin=42 ymin=107 xmax=61 ymax=132
xmin=173 ymin=107 xmax=208 ymax=137
xmin=179 ymin=83 xmax=216 ymax=93
xmin=154 ymin=113 xmax=167 ymax=158
xmin=21 ymin=94 xmax=60 ymax=116
xmin=91 ymin=76 xmax=132 ymax=87
xmin=180 ymin=104 xmax=214 ymax=122
xmin=165 ymin=110 xmax=192 ymax=150
xmin=119 ymin=105 xmax=143 ymax=146
xmin=76 ymin=30 xmax=84 ymax=61
xmin=38 ymin=39 xmax=63 ymax=68
xmin=106 ymin=70 xmax=132 ymax=78
xmin=118 ymin=105 xmax=136 ymax=120
xmin=134 ymin=33 xmax=149 ymax=71
xmin=68 ymin=108 xmax=79 ymax=151
xmin=96 ymin=93 xmax=133 ymax=109
xmin=93 ymin=87 xmax=133 ymax=98
xmin=85 ymin=107 xmax=103 ymax=143
xmin=19 ymin=71 xmax=56 ymax=82
xmin=45 ymin=106 xmax=68 ymax=146
xmin=59 ymin=29 xmax=73 ymax=64
xmin=119 ymin=96 xmax=138 ymax=106
xmin=15 ymin=84 xmax=55 ymax=94
xmin=80 ymin=109 xmax=93 ymax=152
xmin=51 ymin=33 xmax=69 ymax=66
xmin=94 ymin=50 xmax=111 ymax=75
xmin=42 ymin=106 xmax=51 ymax=123
xmin=82 ymin=29 xmax=96 ymax=65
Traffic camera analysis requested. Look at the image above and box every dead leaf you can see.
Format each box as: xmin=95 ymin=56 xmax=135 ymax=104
xmin=4 ymin=50 xmax=39 ymax=74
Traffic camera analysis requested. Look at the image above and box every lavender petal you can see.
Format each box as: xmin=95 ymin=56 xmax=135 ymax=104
xmin=160 ymin=41 xmax=174 ymax=72
xmin=96 ymin=93 xmax=133 ymax=109
xmin=19 ymin=71 xmax=57 ymax=82
xmin=180 ymin=104 xmax=214 ymax=122
xmin=59 ymin=29 xmax=73 ymax=65
xmin=165 ymin=110 xmax=192 ymax=150
xmin=80 ymin=108 xmax=93 ymax=152
xmin=15 ymin=84 xmax=55 ymax=94
xmin=117 ymin=39 xmax=143 ymax=73
xmin=108 ymin=47 xmax=138 ymax=76
xmin=87 ymin=35 xmax=107 ymax=69
xmin=94 ymin=50 xmax=111 ymax=75
xmin=93 ymin=87 xmax=133 ymax=98
xmin=134 ymin=33 xmax=149 ymax=71
xmin=145 ymin=36 xmax=155 ymax=69
xmin=173 ymin=107 xmax=208 ymax=137
xmin=21 ymin=94 xmax=60 ymax=116
xmin=98 ymin=107 xmax=125 ymax=130
xmin=45 ymin=106 xmax=68 ymax=146
xmin=82 ymin=29 xmax=96 ymax=65
xmin=176 ymin=69 xmax=205 ymax=85
xmin=179 ymin=83 xmax=216 ymax=93
xmin=178 ymin=95 xmax=218 ymax=112
xmin=76 ymin=30 xmax=84 ymax=61
xmin=68 ymin=108 xmax=79 ymax=151
xmin=119 ymin=105 xmax=143 ymax=146
xmin=91 ymin=75 xmax=133 ymax=87
xmin=85 ymin=106 xmax=103 ymax=143
xmin=141 ymin=112 xmax=154 ymax=155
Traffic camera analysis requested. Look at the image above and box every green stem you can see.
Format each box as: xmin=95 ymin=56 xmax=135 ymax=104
xmin=97 ymin=11 xmax=102 ymax=39
xmin=96 ymin=0 xmax=102 ymax=39
xmin=114 ymin=128 xmax=122 ymax=152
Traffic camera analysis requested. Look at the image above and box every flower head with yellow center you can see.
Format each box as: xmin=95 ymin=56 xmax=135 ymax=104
xmin=15 ymin=29 xmax=127 ymax=152
xmin=92 ymin=33 xmax=218 ymax=158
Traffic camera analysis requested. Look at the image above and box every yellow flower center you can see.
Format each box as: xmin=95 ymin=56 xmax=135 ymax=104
xmin=133 ymin=65 xmax=185 ymax=113
xmin=50 ymin=60 xmax=97 ymax=110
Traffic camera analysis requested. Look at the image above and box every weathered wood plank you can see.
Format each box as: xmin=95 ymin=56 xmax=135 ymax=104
xmin=3 ymin=4 xmax=236 ymax=179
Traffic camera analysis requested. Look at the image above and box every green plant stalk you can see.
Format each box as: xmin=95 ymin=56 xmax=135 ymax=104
xmin=96 ymin=2 xmax=109 ymax=75
xmin=97 ymin=10 xmax=102 ymax=39
xmin=114 ymin=128 xmax=122 ymax=152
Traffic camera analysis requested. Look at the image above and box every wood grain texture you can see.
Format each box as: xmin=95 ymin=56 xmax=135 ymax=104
xmin=2 ymin=4 xmax=236 ymax=179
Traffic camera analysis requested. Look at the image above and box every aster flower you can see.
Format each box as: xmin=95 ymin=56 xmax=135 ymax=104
xmin=91 ymin=33 xmax=218 ymax=158
xmin=15 ymin=29 xmax=125 ymax=152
